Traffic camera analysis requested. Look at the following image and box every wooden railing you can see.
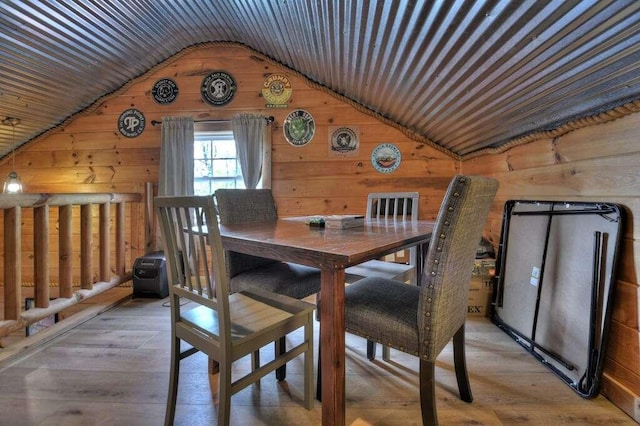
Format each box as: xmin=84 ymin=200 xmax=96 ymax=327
xmin=0 ymin=192 xmax=143 ymax=338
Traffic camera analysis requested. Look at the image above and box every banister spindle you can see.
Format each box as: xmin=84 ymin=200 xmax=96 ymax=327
xmin=115 ymin=202 xmax=126 ymax=276
xmin=59 ymin=204 xmax=73 ymax=298
xmin=3 ymin=206 xmax=21 ymax=320
xmin=99 ymin=202 xmax=110 ymax=282
xmin=80 ymin=204 xmax=93 ymax=290
xmin=34 ymin=204 xmax=50 ymax=308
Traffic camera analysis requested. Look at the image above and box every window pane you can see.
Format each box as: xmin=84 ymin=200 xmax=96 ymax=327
xmin=193 ymin=130 xmax=245 ymax=195
xmin=194 ymin=159 xmax=210 ymax=178
xmin=212 ymin=159 xmax=240 ymax=178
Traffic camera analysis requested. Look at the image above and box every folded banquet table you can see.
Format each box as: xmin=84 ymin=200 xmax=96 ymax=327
xmin=492 ymin=200 xmax=622 ymax=398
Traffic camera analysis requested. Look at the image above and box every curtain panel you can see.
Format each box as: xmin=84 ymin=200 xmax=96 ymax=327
xmin=232 ymin=113 xmax=270 ymax=189
xmin=159 ymin=116 xmax=195 ymax=196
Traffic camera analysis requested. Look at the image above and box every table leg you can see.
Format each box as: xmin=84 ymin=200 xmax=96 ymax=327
xmin=320 ymin=268 xmax=345 ymax=426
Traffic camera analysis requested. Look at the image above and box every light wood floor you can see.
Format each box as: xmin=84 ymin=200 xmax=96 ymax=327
xmin=0 ymin=293 xmax=634 ymax=426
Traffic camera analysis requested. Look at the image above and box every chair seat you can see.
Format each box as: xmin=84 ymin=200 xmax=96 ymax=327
xmin=230 ymin=262 xmax=321 ymax=300
xmin=181 ymin=288 xmax=315 ymax=356
xmin=345 ymin=259 xmax=415 ymax=283
xmin=345 ymin=276 xmax=420 ymax=355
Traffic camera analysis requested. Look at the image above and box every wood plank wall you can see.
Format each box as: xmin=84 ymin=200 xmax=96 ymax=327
xmin=463 ymin=112 xmax=640 ymax=421
xmin=1 ymin=41 xmax=636 ymax=419
xmin=0 ymin=42 xmax=458 ymax=289
xmin=7 ymin=43 xmax=458 ymax=213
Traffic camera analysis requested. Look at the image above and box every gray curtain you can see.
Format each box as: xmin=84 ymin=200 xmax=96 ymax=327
xmin=156 ymin=116 xmax=195 ymax=253
xmin=232 ymin=113 xmax=267 ymax=189
xmin=159 ymin=116 xmax=195 ymax=196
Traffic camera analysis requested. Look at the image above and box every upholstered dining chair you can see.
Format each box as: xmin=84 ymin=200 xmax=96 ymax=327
xmin=325 ymin=175 xmax=498 ymax=425
xmin=155 ymin=195 xmax=314 ymax=426
xmin=214 ymin=189 xmax=322 ymax=299
xmin=214 ymin=188 xmax=322 ymax=380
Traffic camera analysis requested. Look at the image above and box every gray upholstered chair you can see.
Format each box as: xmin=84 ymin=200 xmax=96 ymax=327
xmin=214 ymin=188 xmax=321 ymax=379
xmin=155 ymin=195 xmax=314 ymax=426
xmin=337 ymin=175 xmax=498 ymax=425
xmin=214 ymin=189 xmax=322 ymax=299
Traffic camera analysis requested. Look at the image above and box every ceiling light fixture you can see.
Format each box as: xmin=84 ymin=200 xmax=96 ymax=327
xmin=2 ymin=117 xmax=23 ymax=194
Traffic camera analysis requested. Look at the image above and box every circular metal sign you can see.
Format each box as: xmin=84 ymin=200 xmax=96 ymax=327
xmin=118 ymin=109 xmax=146 ymax=138
xmin=152 ymin=78 xmax=179 ymax=104
xmin=262 ymin=73 xmax=292 ymax=108
xmin=283 ymin=109 xmax=315 ymax=146
xmin=201 ymin=71 xmax=236 ymax=106
xmin=330 ymin=126 xmax=358 ymax=155
xmin=371 ymin=143 xmax=402 ymax=173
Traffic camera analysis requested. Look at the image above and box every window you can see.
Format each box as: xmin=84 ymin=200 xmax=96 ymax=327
xmin=193 ymin=130 xmax=245 ymax=195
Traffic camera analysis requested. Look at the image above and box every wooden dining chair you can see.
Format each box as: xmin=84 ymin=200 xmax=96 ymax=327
xmin=155 ymin=195 xmax=314 ymax=426
xmin=331 ymin=175 xmax=498 ymax=425
xmin=344 ymin=191 xmax=420 ymax=361
xmin=345 ymin=191 xmax=420 ymax=285
xmin=214 ymin=188 xmax=321 ymax=380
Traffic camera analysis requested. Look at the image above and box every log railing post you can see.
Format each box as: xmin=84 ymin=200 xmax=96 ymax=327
xmin=58 ymin=204 xmax=73 ymax=298
xmin=34 ymin=205 xmax=50 ymax=308
xmin=116 ymin=202 xmax=126 ymax=276
xmin=99 ymin=202 xmax=110 ymax=282
xmin=80 ymin=203 xmax=93 ymax=290
xmin=3 ymin=206 xmax=22 ymax=320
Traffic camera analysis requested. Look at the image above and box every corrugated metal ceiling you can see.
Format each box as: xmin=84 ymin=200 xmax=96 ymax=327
xmin=1 ymin=0 xmax=639 ymax=159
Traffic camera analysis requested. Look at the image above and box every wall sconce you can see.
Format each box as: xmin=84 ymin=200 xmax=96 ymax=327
xmin=2 ymin=117 xmax=23 ymax=194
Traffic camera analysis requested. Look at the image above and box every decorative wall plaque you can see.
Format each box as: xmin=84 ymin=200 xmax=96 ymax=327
xmin=283 ymin=109 xmax=315 ymax=146
xmin=371 ymin=143 xmax=401 ymax=173
xmin=329 ymin=126 xmax=359 ymax=156
xmin=152 ymin=78 xmax=179 ymax=104
xmin=262 ymin=73 xmax=292 ymax=108
xmin=201 ymin=71 xmax=236 ymax=106
xmin=118 ymin=109 xmax=146 ymax=138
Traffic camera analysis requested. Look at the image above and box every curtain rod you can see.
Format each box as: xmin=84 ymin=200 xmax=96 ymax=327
xmin=150 ymin=116 xmax=274 ymax=126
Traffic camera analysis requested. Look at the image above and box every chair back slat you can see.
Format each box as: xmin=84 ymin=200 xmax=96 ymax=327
xmin=418 ymin=176 xmax=498 ymax=359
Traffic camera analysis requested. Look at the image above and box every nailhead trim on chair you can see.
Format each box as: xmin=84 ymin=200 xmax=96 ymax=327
xmin=420 ymin=176 xmax=467 ymax=361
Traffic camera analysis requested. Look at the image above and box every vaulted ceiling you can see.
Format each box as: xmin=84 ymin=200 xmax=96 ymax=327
xmin=1 ymin=1 xmax=640 ymax=159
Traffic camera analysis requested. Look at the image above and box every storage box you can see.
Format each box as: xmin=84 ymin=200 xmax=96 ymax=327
xmin=467 ymin=259 xmax=495 ymax=317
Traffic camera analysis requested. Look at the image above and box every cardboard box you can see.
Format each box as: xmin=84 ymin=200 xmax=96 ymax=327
xmin=467 ymin=259 xmax=495 ymax=317
xmin=383 ymin=248 xmax=410 ymax=263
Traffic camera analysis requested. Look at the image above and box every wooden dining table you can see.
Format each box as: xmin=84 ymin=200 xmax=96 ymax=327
xmin=219 ymin=217 xmax=434 ymax=426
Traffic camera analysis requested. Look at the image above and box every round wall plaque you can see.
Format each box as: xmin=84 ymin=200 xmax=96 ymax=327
xmin=330 ymin=126 xmax=359 ymax=155
xmin=152 ymin=78 xmax=179 ymax=104
xmin=262 ymin=73 xmax=292 ymax=108
xmin=283 ymin=109 xmax=315 ymax=146
xmin=371 ymin=143 xmax=402 ymax=173
xmin=201 ymin=71 xmax=236 ymax=106
xmin=118 ymin=109 xmax=146 ymax=138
